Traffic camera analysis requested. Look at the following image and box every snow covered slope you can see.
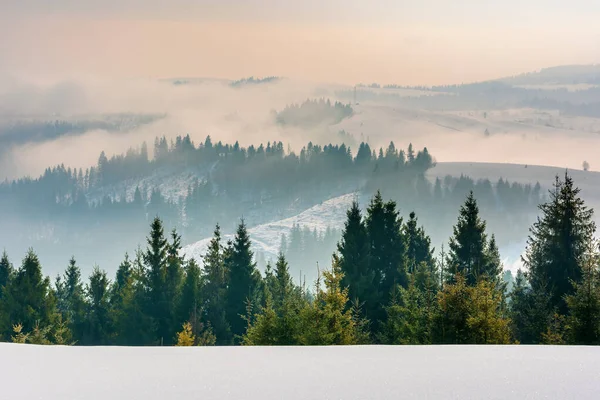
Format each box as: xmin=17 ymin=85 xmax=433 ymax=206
xmin=3 ymin=343 xmax=599 ymax=400
xmin=182 ymin=193 xmax=355 ymax=264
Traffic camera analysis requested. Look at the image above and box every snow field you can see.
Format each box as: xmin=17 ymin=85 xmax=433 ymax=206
xmin=2 ymin=343 xmax=600 ymax=400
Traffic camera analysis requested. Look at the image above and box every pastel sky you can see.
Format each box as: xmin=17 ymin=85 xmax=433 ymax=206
xmin=1 ymin=0 xmax=599 ymax=84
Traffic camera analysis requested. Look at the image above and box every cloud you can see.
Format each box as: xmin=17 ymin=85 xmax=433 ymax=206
xmin=0 ymin=76 xmax=340 ymax=179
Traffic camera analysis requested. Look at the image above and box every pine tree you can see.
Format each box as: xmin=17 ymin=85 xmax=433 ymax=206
xmin=404 ymin=212 xmax=435 ymax=274
xmin=242 ymin=292 xmax=279 ymax=345
xmin=203 ymin=224 xmax=231 ymax=344
xmin=0 ymin=250 xmax=55 ymax=337
xmin=508 ymin=269 xmax=532 ymax=343
xmin=86 ymin=267 xmax=111 ymax=344
xmin=565 ymin=241 xmax=600 ymax=344
xmin=110 ymin=253 xmax=132 ymax=307
xmin=466 ymin=279 xmax=512 ymax=344
xmin=434 ymin=274 xmax=512 ymax=344
xmin=28 ymin=321 xmax=52 ymax=345
xmin=114 ymin=249 xmax=154 ymax=345
xmin=56 ymin=257 xmax=86 ymax=343
xmin=523 ymin=173 xmax=596 ymax=314
xmin=447 ymin=192 xmax=490 ymax=286
xmin=298 ymin=256 xmax=358 ymax=345
xmin=337 ymin=201 xmax=371 ymax=304
xmin=226 ymin=220 xmax=260 ymax=342
xmin=165 ymin=229 xmax=184 ymax=344
xmin=381 ymin=281 xmax=433 ymax=344
xmin=51 ymin=314 xmax=74 ymax=345
xmin=144 ymin=217 xmax=169 ymax=344
xmin=178 ymin=258 xmax=206 ymax=340
xmin=483 ymin=235 xmax=503 ymax=287
xmin=11 ymin=323 xmax=28 ymax=344
xmin=175 ymin=322 xmax=196 ymax=346
xmin=0 ymin=251 xmax=13 ymax=300
xmin=433 ymin=274 xmax=472 ymax=344
xmin=273 ymin=253 xmax=304 ymax=344
xmin=350 ymin=299 xmax=371 ymax=344
xmin=364 ymin=191 xmax=407 ymax=330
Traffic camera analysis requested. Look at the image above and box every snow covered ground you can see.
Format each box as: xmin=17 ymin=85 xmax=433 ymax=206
xmin=87 ymin=164 xmax=211 ymax=204
xmin=182 ymin=193 xmax=356 ymax=264
xmin=3 ymin=343 xmax=600 ymax=400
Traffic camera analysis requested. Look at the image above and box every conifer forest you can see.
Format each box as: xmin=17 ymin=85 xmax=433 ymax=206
xmin=1 ymin=135 xmax=598 ymax=347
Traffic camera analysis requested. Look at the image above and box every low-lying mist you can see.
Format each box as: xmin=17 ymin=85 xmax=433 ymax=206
xmin=3 ymin=75 xmax=600 ymax=182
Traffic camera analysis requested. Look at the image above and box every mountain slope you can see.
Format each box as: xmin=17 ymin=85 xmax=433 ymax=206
xmin=182 ymin=193 xmax=355 ymax=265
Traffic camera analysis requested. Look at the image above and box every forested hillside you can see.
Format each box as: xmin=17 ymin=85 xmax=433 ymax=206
xmin=0 ymin=135 xmax=541 ymax=277
xmin=1 ymin=173 xmax=598 ymax=347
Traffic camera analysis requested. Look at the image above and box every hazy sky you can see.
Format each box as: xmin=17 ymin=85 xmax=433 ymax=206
xmin=1 ymin=0 xmax=599 ymax=84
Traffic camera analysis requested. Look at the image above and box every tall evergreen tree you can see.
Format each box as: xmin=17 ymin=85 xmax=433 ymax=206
xmin=178 ymin=258 xmax=204 ymax=340
xmin=298 ymin=256 xmax=359 ymax=345
xmin=0 ymin=250 xmax=55 ymax=337
xmin=272 ymin=253 xmax=304 ymax=344
xmin=56 ymin=257 xmax=86 ymax=343
xmin=483 ymin=235 xmax=503 ymax=287
xmin=111 ymin=253 xmax=132 ymax=306
xmin=365 ymin=191 xmax=407 ymax=329
xmin=337 ymin=201 xmax=371 ymax=305
xmin=0 ymin=251 xmax=13 ymax=300
xmin=565 ymin=241 xmax=600 ymax=345
xmin=523 ymin=173 xmax=596 ymax=314
xmin=404 ymin=211 xmax=434 ymax=274
xmin=434 ymin=274 xmax=511 ymax=344
xmin=114 ymin=249 xmax=154 ymax=345
xmin=226 ymin=220 xmax=260 ymax=341
xmin=447 ymin=192 xmax=490 ymax=286
xmin=165 ymin=228 xmax=184 ymax=344
xmin=85 ymin=267 xmax=111 ymax=344
xmin=203 ymin=224 xmax=231 ymax=344
xmin=144 ymin=217 xmax=169 ymax=344
xmin=381 ymin=278 xmax=435 ymax=345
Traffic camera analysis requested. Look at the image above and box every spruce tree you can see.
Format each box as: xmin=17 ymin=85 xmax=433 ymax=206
xmin=0 ymin=250 xmax=55 ymax=337
xmin=57 ymin=257 xmax=86 ymax=343
xmin=508 ymin=269 xmax=532 ymax=343
xmin=242 ymin=292 xmax=279 ymax=345
xmin=110 ymin=253 xmax=132 ymax=306
xmin=203 ymin=224 xmax=231 ymax=344
xmin=86 ymin=267 xmax=111 ymax=344
xmin=447 ymin=192 xmax=490 ymax=286
xmin=337 ymin=201 xmax=371 ymax=305
xmin=434 ymin=274 xmax=511 ymax=344
xmin=165 ymin=229 xmax=184 ymax=344
xmin=114 ymin=249 xmax=154 ymax=345
xmin=381 ymin=280 xmax=433 ymax=344
xmin=565 ymin=241 xmax=600 ymax=344
xmin=144 ymin=217 xmax=169 ymax=344
xmin=299 ymin=256 xmax=358 ymax=345
xmin=465 ymin=279 xmax=512 ymax=344
xmin=175 ymin=322 xmax=195 ymax=346
xmin=178 ymin=258 xmax=205 ymax=340
xmin=482 ymin=235 xmax=504 ymax=289
xmin=433 ymin=274 xmax=471 ymax=343
xmin=242 ymin=253 xmax=306 ymax=345
xmin=226 ymin=220 xmax=260 ymax=342
xmin=365 ymin=191 xmax=407 ymax=329
xmin=523 ymin=173 xmax=596 ymax=314
xmin=404 ymin=212 xmax=435 ymax=274
xmin=0 ymin=251 xmax=13 ymax=300
xmin=273 ymin=253 xmax=304 ymax=344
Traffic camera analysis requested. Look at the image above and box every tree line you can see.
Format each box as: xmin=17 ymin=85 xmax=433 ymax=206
xmin=1 ymin=172 xmax=597 ymax=346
